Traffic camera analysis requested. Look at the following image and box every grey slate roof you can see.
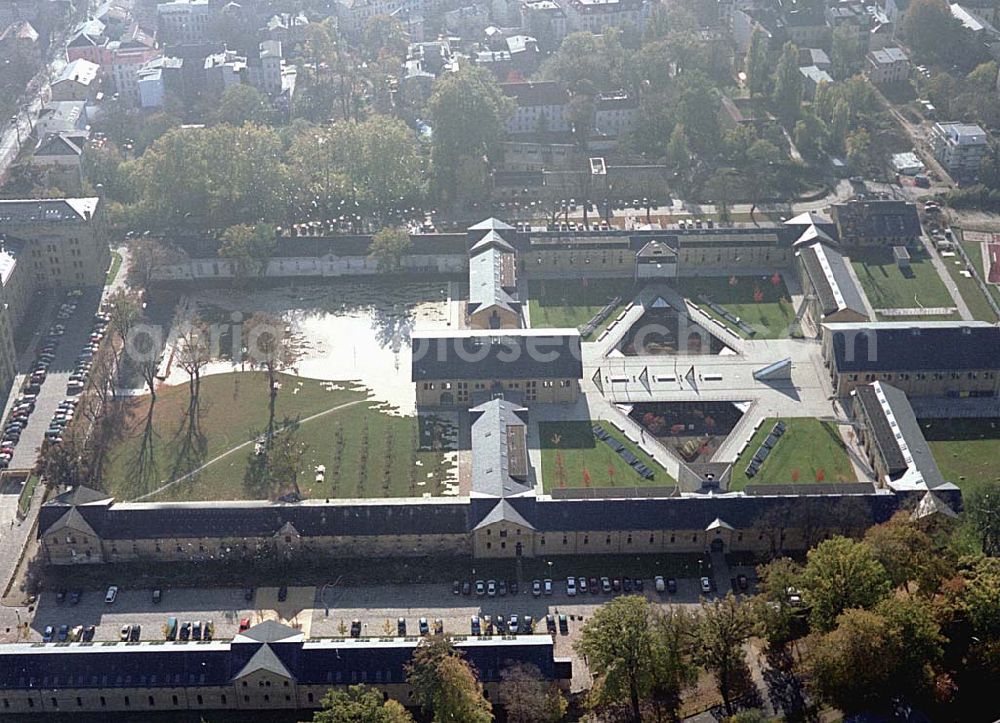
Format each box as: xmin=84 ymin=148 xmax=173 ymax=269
xmin=0 ymin=197 xmax=99 ymax=225
xmin=474 ymin=499 xmax=535 ymax=530
xmin=411 ymin=330 xmax=583 ymax=382
xmin=832 ymin=199 xmax=921 ymax=241
xmin=234 ymin=644 xmax=293 ymax=680
xmin=468 ymin=244 xmax=518 ymax=316
xmin=469 ymin=217 xmax=515 ymax=232
xmin=470 ymin=399 xmax=533 ymax=498
xmin=827 ymin=322 xmax=1000 ymax=373
xmin=855 ymin=384 xmax=908 ymax=475
xmin=39 ymin=494 xmax=470 ymax=541
xmin=862 ymin=382 xmax=947 ymax=490
xmin=798 ymin=241 xmax=867 ymax=317
xmin=470 ymin=229 xmax=515 ymax=253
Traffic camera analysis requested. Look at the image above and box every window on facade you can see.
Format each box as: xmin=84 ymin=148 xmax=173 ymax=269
xmin=77 ymin=697 xmax=82 ymax=707
xmin=197 ymin=695 xmax=203 ymax=705
xmin=148 ymin=696 xmax=154 ymax=706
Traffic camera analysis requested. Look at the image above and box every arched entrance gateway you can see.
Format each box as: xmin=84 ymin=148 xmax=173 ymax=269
xmin=705 ymin=517 xmax=735 ymax=553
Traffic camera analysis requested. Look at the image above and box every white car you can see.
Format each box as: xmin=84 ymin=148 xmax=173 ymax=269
xmin=654 ymin=575 xmax=666 ymax=593
xmin=105 ymin=585 xmax=118 ymax=604
xmin=543 ymin=579 xmax=553 ymax=596
xmin=566 ymin=577 xmax=576 ymax=597
xmin=700 ymin=577 xmax=712 ymax=594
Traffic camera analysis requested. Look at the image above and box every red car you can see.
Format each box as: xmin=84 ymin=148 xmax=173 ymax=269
xmin=238 ymin=617 xmax=251 ymax=632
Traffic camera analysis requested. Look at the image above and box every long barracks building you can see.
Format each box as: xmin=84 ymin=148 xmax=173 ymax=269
xmin=0 ymin=619 xmax=569 ymax=715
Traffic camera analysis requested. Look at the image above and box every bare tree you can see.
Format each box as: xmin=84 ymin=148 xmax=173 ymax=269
xmin=107 ymin=290 xmax=141 ymax=399
xmin=176 ymin=316 xmax=212 ymax=431
xmin=243 ymin=313 xmax=295 ymax=444
xmin=126 ymin=237 xmax=175 ymax=288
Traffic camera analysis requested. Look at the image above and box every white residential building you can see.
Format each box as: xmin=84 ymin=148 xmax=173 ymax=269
xmin=157 ymin=0 xmax=214 ymax=44
xmin=500 ymin=81 xmax=571 ymax=135
xmin=562 ymin=0 xmax=649 ymax=34
xmin=931 ymin=122 xmax=988 ymax=179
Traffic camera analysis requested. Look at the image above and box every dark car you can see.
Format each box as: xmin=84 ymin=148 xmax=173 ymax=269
xmin=498 ymin=580 xmax=507 ymax=596
xmin=57 ymin=624 xmax=69 ymax=642
xmin=419 ymin=618 xmax=429 ymax=635
xmin=737 ymin=574 xmax=749 ymax=591
xmin=509 ymin=580 xmax=518 ymax=595
xmin=522 ymin=615 xmax=534 ymax=634
xmin=56 ymin=589 xmax=66 ymax=604
xmin=179 ymin=622 xmax=191 ymax=640
xmin=82 ymin=625 xmax=95 ymax=641
xmin=350 ymin=619 xmax=362 ymax=637
xmin=589 ymin=577 xmax=599 ymax=594
xmin=192 ymin=621 xmax=202 ymax=640
xmin=397 ymin=617 xmax=406 ymax=636
xmin=558 ymin=614 xmax=569 ymax=635
xmin=612 ymin=578 xmax=622 ymax=592
xmin=152 ymin=589 xmax=162 ymax=604
xmin=634 ymin=578 xmax=644 ymax=592
xmin=623 ymin=577 xmax=632 ymax=592
xmin=129 ymin=624 xmax=141 ymax=642
xmin=42 ymin=626 xmax=54 ymax=642
xmin=452 ymin=580 xmax=461 ymax=595
xmin=667 ymin=578 xmax=678 ymax=594
xmin=277 ymin=586 xmax=288 ymax=602
xmin=546 ymin=614 xmax=556 ymax=634
xmin=462 ymin=581 xmax=471 ymax=595
xmin=471 ymin=616 xmax=481 ymax=635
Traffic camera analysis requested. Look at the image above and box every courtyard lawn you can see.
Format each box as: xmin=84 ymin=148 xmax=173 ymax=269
xmin=850 ymin=247 xmax=954 ymax=317
xmin=938 ymin=250 xmax=999 ymax=323
xmin=538 ymin=420 xmax=674 ymax=491
xmin=958 ymin=230 xmax=1000 ymax=308
xmin=103 ymin=372 xmax=456 ymax=502
xmin=728 ymin=418 xmax=856 ymax=491
xmin=106 ymin=250 xmax=122 ymax=285
xmin=676 ymin=275 xmax=796 ymax=339
xmin=528 ymin=278 xmax=635 ymax=339
xmin=919 ymin=418 xmax=1000 ymax=491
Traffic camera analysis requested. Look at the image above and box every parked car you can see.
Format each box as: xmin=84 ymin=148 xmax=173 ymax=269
xmin=350 ymin=619 xmax=362 ymax=637
xmin=578 ymin=576 xmax=588 ymax=594
xmin=129 ymin=624 xmax=141 ymax=642
xmin=419 ymin=617 xmax=429 ymax=635
xmin=238 ymin=618 xmax=251 ymax=632
xmin=509 ymin=614 xmax=519 ymax=632
xmin=192 ymin=621 xmax=202 ymax=640
xmin=105 ymin=585 xmax=118 ymax=604
xmin=558 ymin=614 xmax=569 ymax=635
xmin=42 ymin=625 xmax=54 ymax=642
xmin=522 ymin=615 xmax=534 ymax=634
xmin=531 ymin=579 xmax=542 ymax=597
xmin=475 ymin=580 xmax=485 ymax=597
xmin=612 ymin=578 xmax=622 ymax=592
xmin=566 ymin=577 xmax=576 ymax=596
xmin=623 ymin=577 xmax=632 ymax=592
xmin=543 ymin=579 xmax=553 ymax=596
xmin=737 ymin=574 xmax=749 ymax=591
xmin=452 ymin=580 xmax=461 ymax=595
xmin=433 ymin=619 xmax=443 ymax=635
xmin=83 ymin=625 xmax=95 ymax=641
xmin=634 ymin=578 xmax=644 ymax=592
xmin=487 ymin=579 xmax=497 ymax=597
xmin=667 ymin=578 xmax=678 ymax=594
xmin=470 ymin=616 xmax=481 ymax=635
xmin=56 ymin=589 xmax=66 ymax=604
xmin=152 ymin=589 xmax=162 ymax=604
xmin=700 ymin=577 xmax=712 ymax=594
xmin=57 ymin=624 xmax=69 ymax=642
xmin=601 ymin=577 xmax=612 ymax=593
xmin=654 ymin=575 xmax=666 ymax=593
xmin=546 ymin=614 xmax=556 ymax=634
xmin=509 ymin=580 xmax=518 ymax=595
xmin=179 ymin=622 xmax=191 ymax=640
xmin=204 ymin=620 xmax=214 ymax=641
xmin=462 ymin=581 xmax=471 ymax=596
xmin=119 ymin=625 xmax=131 ymax=641
xmin=277 ymin=586 xmax=287 ymax=602
xmin=397 ymin=617 xmax=406 ymax=636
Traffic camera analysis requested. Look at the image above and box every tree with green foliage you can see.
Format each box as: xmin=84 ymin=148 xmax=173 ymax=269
xmin=313 ymin=685 xmax=413 ymax=722
xmin=793 ymin=113 xmax=827 ymax=160
xmin=799 ymin=536 xmax=892 ymax=631
xmin=572 ymin=600 xmax=699 ymax=720
xmin=674 ymin=72 xmax=721 ymax=155
xmin=964 ymin=482 xmax=1000 ymax=556
xmin=406 ymin=636 xmax=492 ymax=723
xmin=577 ymin=596 xmax=672 ymax=722
xmin=753 ymin=557 xmax=805 ymax=649
xmin=369 ymin=226 xmax=412 ymax=273
xmin=771 ymin=42 xmax=803 ymax=125
xmin=666 ymin=124 xmax=692 ymax=181
xmin=745 ymin=28 xmax=770 ymax=98
xmin=692 ymin=593 xmax=755 ymax=718
xmin=846 ymin=128 xmax=873 ymax=174
xmin=215 ymin=84 xmax=273 ymax=127
xmin=219 ymin=223 xmax=277 ymax=282
xmin=426 ymin=67 xmax=513 ymax=201
xmin=501 ymin=663 xmax=567 ymax=723
xmin=903 ymin=0 xmax=977 ymax=68
xmin=539 ymin=32 xmax=613 ymax=91
xmin=863 ymin=513 xmax=949 ymax=593
xmin=830 ymin=25 xmax=862 ymax=80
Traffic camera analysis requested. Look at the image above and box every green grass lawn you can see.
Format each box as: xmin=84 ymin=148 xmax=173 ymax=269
xmin=527 ymin=278 xmax=635 ymax=339
xmin=538 ymin=420 xmax=674 ymax=491
xmin=958 ymin=230 xmax=1000 ymax=308
xmin=919 ymin=418 xmax=1000 ymax=491
xmin=106 ymin=250 xmax=122 ymax=285
xmin=938 ymin=249 xmax=998 ymax=323
xmin=850 ymin=247 xmax=954 ymax=315
xmin=676 ymin=275 xmax=796 ymax=339
xmin=104 ymin=373 xmax=456 ymax=502
xmin=729 ymin=418 xmax=856 ymax=491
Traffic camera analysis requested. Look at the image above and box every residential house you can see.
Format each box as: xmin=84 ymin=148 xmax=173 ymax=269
xmin=50 ymin=58 xmax=101 ymax=101
xmin=66 ymin=18 xmax=109 ymax=65
xmin=34 ymin=100 xmax=89 ymax=139
xmin=562 ymin=0 xmax=649 ymax=34
xmin=799 ymin=64 xmax=833 ymax=100
xmin=931 ymin=121 xmax=988 ymax=180
xmin=30 ymin=133 xmax=87 ymax=193
xmin=520 ymin=0 xmax=568 ymax=50
xmin=866 ymin=46 xmax=909 ymax=85
xmin=157 ymin=0 xmax=215 ymax=44
xmin=501 ymin=81 xmax=571 ymax=135
xmin=831 ymin=199 xmax=922 ymax=246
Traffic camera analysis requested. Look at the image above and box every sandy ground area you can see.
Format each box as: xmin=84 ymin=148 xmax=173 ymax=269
xmin=162 ymin=281 xmax=452 ymax=415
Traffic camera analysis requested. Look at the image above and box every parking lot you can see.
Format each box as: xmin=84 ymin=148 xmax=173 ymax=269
xmin=2 ymin=287 xmax=103 ymax=469
xmin=28 ymin=570 xmax=756 ymax=645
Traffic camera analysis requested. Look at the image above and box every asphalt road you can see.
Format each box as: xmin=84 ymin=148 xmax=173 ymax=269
xmin=7 ymin=288 xmax=103 ymax=469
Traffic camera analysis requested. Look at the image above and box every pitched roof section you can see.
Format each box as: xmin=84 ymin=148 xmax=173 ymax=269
xmin=468 ymin=244 xmax=519 ymax=317
xmin=473 ymin=499 xmax=535 ymax=530
xmin=785 ymin=211 xmax=832 ymax=226
xmin=470 ymin=229 xmax=515 ymax=253
xmin=45 ymin=507 xmax=98 ymax=538
xmin=0 ymin=197 xmax=99 ymax=224
xmin=234 ymin=620 xmax=304 ymax=643
xmin=233 ymin=644 xmax=294 ymax=680
xmin=798 ymin=242 xmax=868 ymax=318
xmin=826 ymin=322 xmax=1000 ymax=373
xmin=411 ymin=330 xmax=583 ymax=382
xmin=469 ymin=218 xmax=515 ymax=232
xmin=832 ymin=199 xmax=921 ymax=241
xmin=470 ymin=399 xmax=533 ymax=498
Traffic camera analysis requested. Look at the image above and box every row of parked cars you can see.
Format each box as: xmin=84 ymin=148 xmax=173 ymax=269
xmin=471 ymin=612 xmax=568 ymax=636
xmin=0 ymin=392 xmax=34 ymax=468
xmin=64 ymin=310 xmax=109 ymax=398
xmin=42 ymin=623 xmax=95 ymax=643
xmin=165 ymin=617 xmax=214 ymax=641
